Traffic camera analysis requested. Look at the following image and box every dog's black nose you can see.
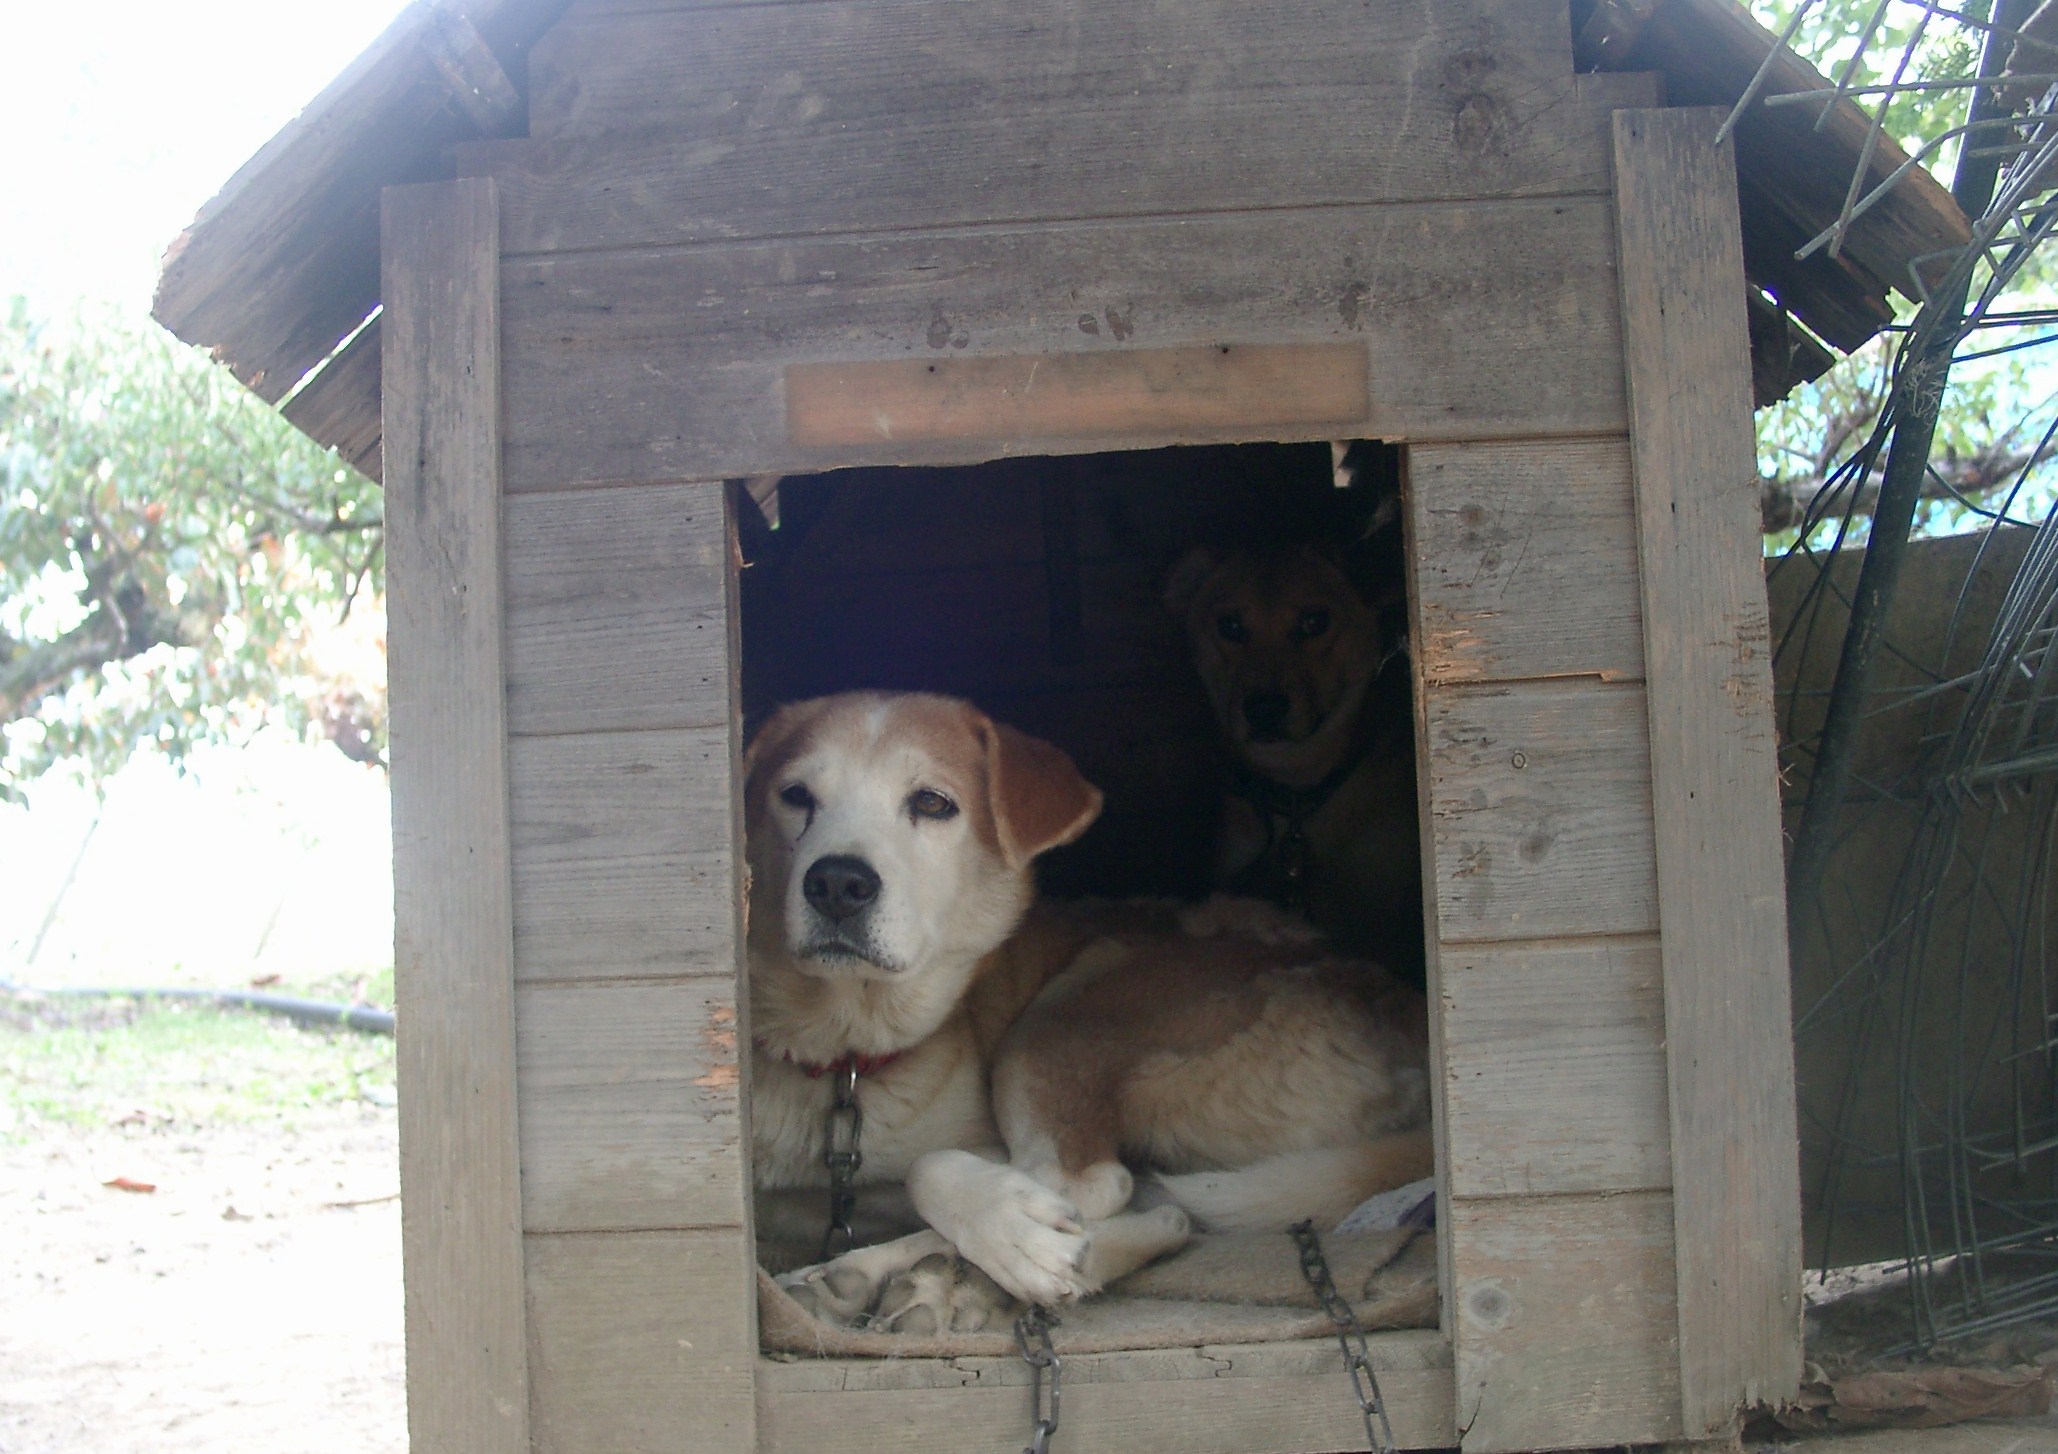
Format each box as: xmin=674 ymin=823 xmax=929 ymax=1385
xmin=1243 ymin=691 xmax=1291 ymax=740
xmin=802 ymin=855 xmax=881 ymax=922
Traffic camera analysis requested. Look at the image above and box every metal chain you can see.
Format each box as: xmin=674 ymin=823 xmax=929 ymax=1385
xmin=1015 ymin=1307 xmax=1062 ymax=1454
xmin=1290 ymin=1220 xmax=1396 ymax=1454
xmin=820 ymin=1062 xmax=863 ymax=1259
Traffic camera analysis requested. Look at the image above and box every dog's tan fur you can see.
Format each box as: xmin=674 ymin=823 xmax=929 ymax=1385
xmin=745 ymin=691 xmax=1429 ymax=1325
xmin=1168 ymin=545 xmax=1422 ymax=976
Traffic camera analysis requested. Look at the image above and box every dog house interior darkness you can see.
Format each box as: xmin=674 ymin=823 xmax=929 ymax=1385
xmin=152 ymin=0 xmax=1977 ymax=1449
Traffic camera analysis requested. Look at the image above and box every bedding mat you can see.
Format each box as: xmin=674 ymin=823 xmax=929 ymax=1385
xmin=757 ymin=1227 xmax=1438 ymax=1358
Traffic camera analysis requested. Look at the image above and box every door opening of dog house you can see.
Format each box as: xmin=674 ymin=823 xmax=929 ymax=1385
xmin=733 ymin=439 xmax=1440 ymax=1369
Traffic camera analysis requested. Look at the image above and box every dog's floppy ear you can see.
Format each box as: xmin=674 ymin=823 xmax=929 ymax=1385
xmin=743 ymin=698 xmax=832 ymax=798
xmin=982 ymin=719 xmax=1103 ymax=869
xmin=1163 ymin=545 xmax=1223 ymax=615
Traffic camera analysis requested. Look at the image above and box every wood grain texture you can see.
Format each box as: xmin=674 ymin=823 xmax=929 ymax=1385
xmin=1448 ymin=1192 xmax=1683 ymax=1451
xmin=508 ymin=727 xmax=737 ymax=982
xmin=1423 ymin=680 xmax=1660 ymax=943
xmin=1613 ymin=107 xmax=1803 ymax=1433
xmin=500 ymin=200 xmax=1629 ymax=488
xmin=381 ymin=178 xmax=529 ymax=1454
xmin=525 ymin=1230 xmax=756 ymax=1454
xmin=279 ymin=314 xmax=382 ymax=480
xmin=515 ymin=981 xmax=746 ymax=1232
xmin=503 ymin=481 xmax=733 ymax=736
xmin=760 ymin=1353 xmax=1456 ymax=1454
xmin=1438 ymin=937 xmax=1671 ymax=1199
xmin=787 ymin=344 xmax=1368 ymax=449
xmin=475 ymin=0 xmax=1606 ymax=252
xmin=1409 ymin=439 xmax=1645 ymax=687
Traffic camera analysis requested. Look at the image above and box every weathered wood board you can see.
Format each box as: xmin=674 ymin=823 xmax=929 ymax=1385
xmin=1409 ymin=439 xmax=1645 ymax=687
xmin=515 ymin=980 xmax=746 ymax=1232
xmin=1438 ymin=937 xmax=1670 ymax=1199
xmin=1614 ymin=107 xmax=1803 ymax=1433
xmin=382 ymin=177 xmax=530 ymax=1454
xmin=508 ymin=727 xmax=737 ymax=982
xmin=1448 ymin=1192 xmax=1684 ymax=1450
xmin=525 ymin=1229 xmax=758 ymax=1454
xmin=757 ymin=1334 xmax=1457 ymax=1454
xmin=1423 ymin=680 xmax=1660 ymax=943
xmin=504 ymin=480 xmax=733 ymax=737
xmin=461 ymin=0 xmax=1621 ymax=254
xmin=500 ymin=200 xmax=1629 ymax=487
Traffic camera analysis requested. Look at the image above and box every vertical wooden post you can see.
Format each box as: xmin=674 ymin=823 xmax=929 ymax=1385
xmin=383 ymin=176 xmax=531 ymax=1454
xmin=1613 ymin=108 xmax=1803 ymax=1435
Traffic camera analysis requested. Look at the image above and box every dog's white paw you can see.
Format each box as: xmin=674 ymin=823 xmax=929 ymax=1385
xmin=911 ymin=1154 xmax=1095 ymax=1307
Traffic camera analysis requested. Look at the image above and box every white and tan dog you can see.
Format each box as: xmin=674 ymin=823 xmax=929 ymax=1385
xmin=746 ymin=691 xmax=1430 ymax=1330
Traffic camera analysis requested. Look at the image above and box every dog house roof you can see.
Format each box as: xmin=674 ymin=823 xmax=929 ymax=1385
xmin=152 ymin=0 xmax=1970 ymax=483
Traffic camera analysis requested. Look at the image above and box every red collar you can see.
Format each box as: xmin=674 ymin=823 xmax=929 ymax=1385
xmin=753 ymin=1038 xmax=907 ymax=1080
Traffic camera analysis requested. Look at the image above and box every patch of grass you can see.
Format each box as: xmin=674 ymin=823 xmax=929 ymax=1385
xmin=0 ymin=995 xmax=396 ymax=1142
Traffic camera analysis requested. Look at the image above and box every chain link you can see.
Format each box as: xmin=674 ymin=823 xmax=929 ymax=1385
xmin=820 ymin=1062 xmax=863 ymax=1259
xmin=1290 ymin=1220 xmax=1396 ymax=1454
xmin=1015 ymin=1306 xmax=1062 ymax=1454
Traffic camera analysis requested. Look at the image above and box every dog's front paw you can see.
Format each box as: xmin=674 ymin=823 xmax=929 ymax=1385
xmin=871 ymin=1251 xmax=1017 ymax=1335
xmin=909 ymin=1150 xmax=1098 ymax=1307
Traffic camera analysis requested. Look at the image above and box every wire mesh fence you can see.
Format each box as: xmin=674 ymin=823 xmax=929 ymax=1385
xmin=1753 ymin=0 xmax=2058 ymax=1350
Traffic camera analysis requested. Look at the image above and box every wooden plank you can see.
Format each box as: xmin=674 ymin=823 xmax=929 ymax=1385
xmin=1448 ymin=1192 xmax=1683 ymax=1451
xmin=760 ymin=1362 xmax=1456 ymax=1454
xmin=1409 ymin=439 xmax=1645 ymax=687
xmin=1438 ymin=937 xmax=1671 ymax=1198
xmin=503 ymin=481 xmax=733 ymax=736
xmin=1423 ymin=680 xmax=1660 ymax=943
xmin=381 ymin=177 xmax=528 ymax=1454
xmin=788 ymin=344 xmax=1369 ymax=451
xmin=508 ymin=727 xmax=738 ymax=983
xmin=515 ymin=981 xmax=746 ymax=1232
xmin=525 ymin=1230 xmax=757 ymax=1454
xmin=279 ymin=314 xmax=383 ymax=480
xmin=501 ymin=200 xmax=1630 ymax=488
xmin=1613 ymin=107 xmax=1803 ymax=1433
xmin=474 ymin=0 xmax=1603 ymax=253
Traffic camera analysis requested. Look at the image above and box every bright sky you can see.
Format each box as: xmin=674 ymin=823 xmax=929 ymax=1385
xmin=0 ymin=0 xmax=409 ymax=311
xmin=1 ymin=1 xmax=409 ymax=988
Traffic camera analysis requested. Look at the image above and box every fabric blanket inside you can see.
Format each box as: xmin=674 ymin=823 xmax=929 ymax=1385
xmin=757 ymin=1227 xmax=1439 ymax=1359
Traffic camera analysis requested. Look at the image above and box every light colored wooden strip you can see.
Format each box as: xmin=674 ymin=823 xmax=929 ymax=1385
xmin=504 ymin=481 xmax=732 ymax=736
xmin=759 ymin=1367 xmax=1456 ymax=1454
xmin=1439 ymin=938 xmax=1671 ymax=1199
xmin=525 ymin=1230 xmax=756 ymax=1454
xmin=788 ymin=344 xmax=1368 ymax=450
xmin=1613 ymin=107 xmax=1803 ymax=1433
xmin=508 ymin=727 xmax=736 ymax=982
xmin=486 ymin=0 xmax=1603 ymax=251
xmin=1449 ymin=1192 xmax=1683 ymax=1451
xmin=501 ymin=201 xmax=1629 ymax=488
xmin=1409 ymin=439 xmax=1645 ymax=687
xmin=515 ymin=981 xmax=745 ymax=1232
xmin=381 ymin=177 xmax=529 ymax=1454
xmin=1423 ymin=680 xmax=1659 ymax=943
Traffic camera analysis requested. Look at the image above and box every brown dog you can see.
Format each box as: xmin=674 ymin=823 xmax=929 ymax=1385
xmin=1166 ymin=544 xmax=1424 ymax=983
xmin=746 ymin=691 xmax=1430 ymax=1331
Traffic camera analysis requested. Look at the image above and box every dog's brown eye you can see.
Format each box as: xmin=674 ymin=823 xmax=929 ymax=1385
xmin=779 ymin=782 xmax=815 ymax=812
xmin=1216 ymin=613 xmax=1248 ymax=644
xmin=1295 ymin=609 xmax=1331 ymax=640
xmin=908 ymin=788 xmax=958 ymax=821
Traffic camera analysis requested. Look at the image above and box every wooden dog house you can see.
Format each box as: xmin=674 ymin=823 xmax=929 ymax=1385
xmin=155 ymin=0 xmax=1971 ymax=1449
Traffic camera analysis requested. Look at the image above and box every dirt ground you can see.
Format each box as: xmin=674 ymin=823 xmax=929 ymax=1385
xmin=0 ymin=1104 xmax=404 ymax=1454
